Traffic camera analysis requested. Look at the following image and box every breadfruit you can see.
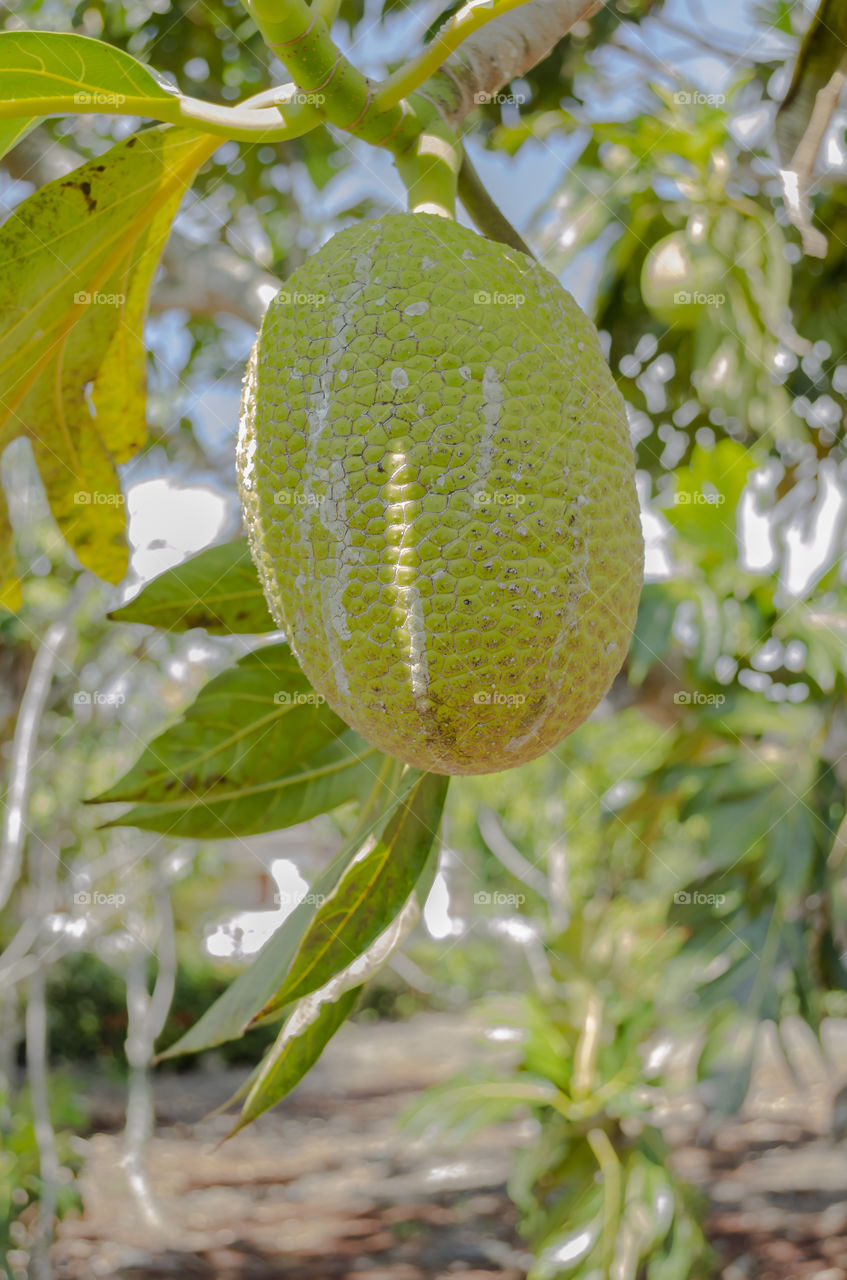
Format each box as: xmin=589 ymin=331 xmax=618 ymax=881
xmin=237 ymin=213 xmax=643 ymax=775
xmin=641 ymin=230 xmax=726 ymax=328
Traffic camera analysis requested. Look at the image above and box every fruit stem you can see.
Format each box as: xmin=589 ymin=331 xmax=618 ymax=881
xmin=243 ymin=0 xmax=375 ymax=132
xmin=457 ymin=149 xmax=533 ymax=255
xmin=393 ymin=108 xmax=461 ymax=217
xmin=244 ymin=0 xmax=462 ymax=212
xmin=312 ymin=0 xmax=343 ymax=26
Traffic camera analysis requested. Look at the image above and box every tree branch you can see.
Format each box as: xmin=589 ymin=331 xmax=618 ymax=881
xmin=429 ymin=0 xmax=605 ymax=127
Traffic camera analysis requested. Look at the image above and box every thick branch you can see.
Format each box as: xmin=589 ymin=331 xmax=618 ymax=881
xmin=779 ymin=64 xmax=847 ymax=259
xmin=430 ymin=0 xmax=605 ymax=126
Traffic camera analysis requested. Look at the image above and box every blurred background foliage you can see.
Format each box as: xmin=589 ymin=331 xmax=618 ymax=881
xmin=2 ymin=0 xmax=847 ymax=1274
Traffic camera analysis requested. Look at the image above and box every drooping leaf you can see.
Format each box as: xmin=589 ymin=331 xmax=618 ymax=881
xmin=254 ymin=772 xmax=449 ymax=1019
xmin=157 ymin=768 xmax=422 ymax=1059
xmin=109 ymin=538 xmax=274 ymax=634
xmin=91 ymin=641 xmax=388 ymax=838
xmin=0 ymin=31 xmax=180 ymax=122
xmin=233 ymin=859 xmax=433 ymax=1130
xmin=230 ymin=782 xmax=447 ymax=1132
xmin=0 ymin=125 xmax=217 ymax=590
xmin=229 ymin=985 xmax=362 ymax=1134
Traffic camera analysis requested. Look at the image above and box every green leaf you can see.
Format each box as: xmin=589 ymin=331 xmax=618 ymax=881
xmin=255 ymin=772 xmax=449 ymax=1019
xmin=0 ymin=31 xmax=320 ymax=142
xmin=665 ymin=440 xmax=755 ymax=564
xmin=0 ymin=116 xmax=39 ymax=163
xmin=91 ymin=641 xmax=389 ymax=838
xmin=0 ymin=31 xmax=180 ymax=121
xmin=0 ymin=124 xmax=216 ymax=591
xmin=628 ymin=584 xmax=676 ymax=684
xmin=109 ymin=538 xmax=274 ymax=634
xmin=231 ymin=985 xmax=361 ymax=1134
xmin=157 ymin=767 xmax=422 ymax=1059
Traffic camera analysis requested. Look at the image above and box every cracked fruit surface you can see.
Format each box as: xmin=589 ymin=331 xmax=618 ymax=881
xmin=237 ymin=213 xmax=643 ymax=775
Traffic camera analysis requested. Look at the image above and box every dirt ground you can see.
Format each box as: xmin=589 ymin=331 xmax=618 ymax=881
xmin=51 ymin=1012 xmax=847 ymax=1280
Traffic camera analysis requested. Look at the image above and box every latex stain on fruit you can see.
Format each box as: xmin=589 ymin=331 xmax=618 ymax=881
xmin=238 ymin=214 xmax=644 ymax=775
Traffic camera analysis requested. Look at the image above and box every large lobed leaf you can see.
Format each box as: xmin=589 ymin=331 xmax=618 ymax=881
xmin=91 ymin=641 xmax=391 ymax=838
xmin=0 ymin=125 xmax=216 ymax=594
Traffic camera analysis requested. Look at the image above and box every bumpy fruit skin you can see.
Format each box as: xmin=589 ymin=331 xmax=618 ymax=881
xmin=238 ymin=213 xmax=643 ymax=775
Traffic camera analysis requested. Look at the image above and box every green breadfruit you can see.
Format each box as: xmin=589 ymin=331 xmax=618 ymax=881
xmin=641 ymin=230 xmax=727 ymax=329
xmin=237 ymin=213 xmax=643 ymax=775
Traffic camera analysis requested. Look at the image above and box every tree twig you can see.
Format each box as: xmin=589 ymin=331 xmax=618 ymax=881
xmin=0 ymin=587 xmax=84 ymax=914
xmin=478 ymin=806 xmax=549 ymax=896
xmin=122 ymin=852 xmax=177 ymax=1231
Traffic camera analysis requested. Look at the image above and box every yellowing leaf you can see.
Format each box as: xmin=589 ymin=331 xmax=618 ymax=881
xmin=0 ymin=484 xmax=21 ymax=611
xmin=0 ymin=125 xmax=217 ymax=590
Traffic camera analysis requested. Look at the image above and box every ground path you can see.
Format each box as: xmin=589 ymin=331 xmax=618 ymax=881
xmin=52 ymin=1013 xmax=847 ymax=1279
